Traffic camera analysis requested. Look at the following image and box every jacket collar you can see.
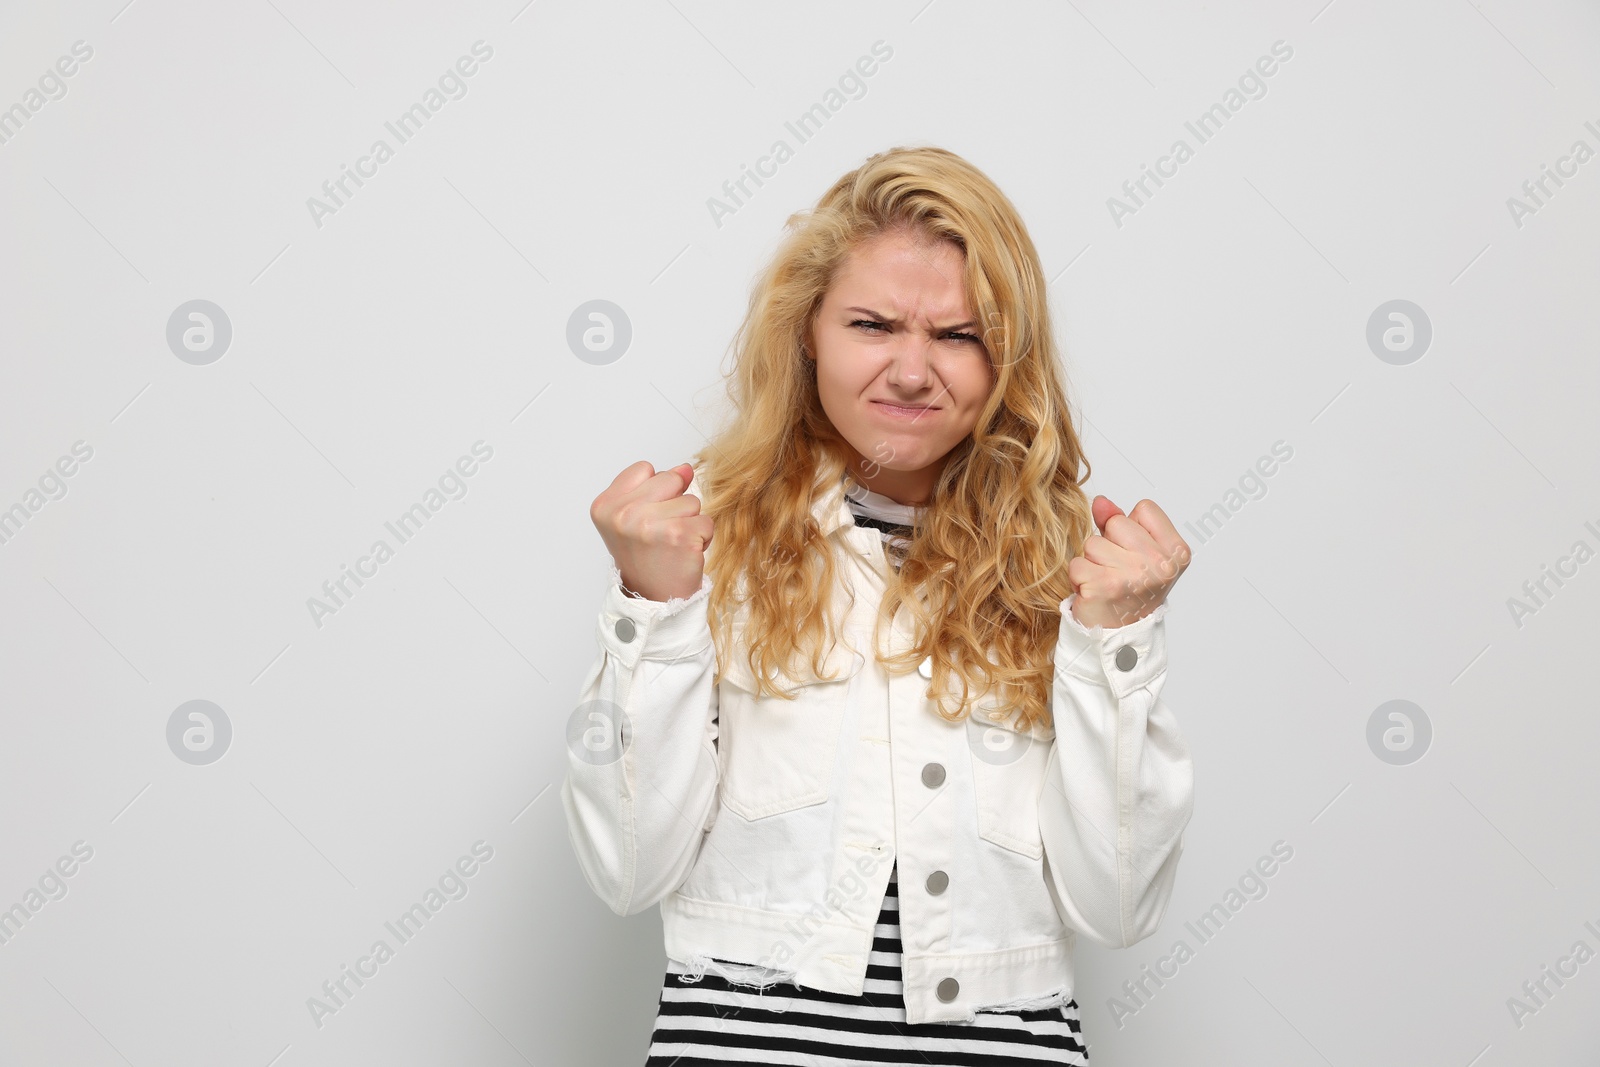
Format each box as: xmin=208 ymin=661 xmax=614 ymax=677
xmin=690 ymin=462 xmax=853 ymax=538
xmin=812 ymin=468 xmax=855 ymax=540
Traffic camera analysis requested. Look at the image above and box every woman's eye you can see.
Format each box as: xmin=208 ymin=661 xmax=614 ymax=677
xmin=850 ymin=320 xmax=981 ymax=344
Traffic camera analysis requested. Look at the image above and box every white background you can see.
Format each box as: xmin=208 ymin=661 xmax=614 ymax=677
xmin=1 ymin=1 xmax=1597 ymax=1064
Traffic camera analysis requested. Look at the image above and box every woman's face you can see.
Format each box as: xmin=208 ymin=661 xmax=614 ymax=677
xmin=807 ymin=228 xmax=996 ymax=506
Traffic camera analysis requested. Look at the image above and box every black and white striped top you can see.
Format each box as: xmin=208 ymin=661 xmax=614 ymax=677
xmin=841 ymin=472 xmax=922 ymax=570
xmin=646 ymin=860 xmax=1086 ymax=1064
xmin=644 ymin=477 xmax=1086 ymax=1064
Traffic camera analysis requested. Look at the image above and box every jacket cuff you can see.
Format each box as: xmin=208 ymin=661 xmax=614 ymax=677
xmin=598 ymin=563 xmax=714 ymax=670
xmin=1054 ymin=594 xmax=1169 ymax=697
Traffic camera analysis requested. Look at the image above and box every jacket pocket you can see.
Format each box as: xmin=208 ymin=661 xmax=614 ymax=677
xmin=966 ymin=701 xmax=1055 ymax=860
xmin=715 ymin=640 xmax=862 ymax=821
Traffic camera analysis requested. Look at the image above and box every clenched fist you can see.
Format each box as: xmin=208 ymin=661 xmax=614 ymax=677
xmin=590 ymin=461 xmax=714 ymax=603
xmin=1067 ymin=495 xmax=1190 ymax=630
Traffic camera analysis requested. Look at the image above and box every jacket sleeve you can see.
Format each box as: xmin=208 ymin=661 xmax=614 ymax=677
xmin=559 ymin=565 xmax=720 ymax=917
xmin=1037 ymin=595 xmax=1194 ymax=948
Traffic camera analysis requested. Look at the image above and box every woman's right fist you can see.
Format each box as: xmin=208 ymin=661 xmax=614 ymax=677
xmin=590 ymin=460 xmax=714 ymax=603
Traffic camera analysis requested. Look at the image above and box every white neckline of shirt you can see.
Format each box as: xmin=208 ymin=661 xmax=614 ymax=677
xmin=842 ymin=472 xmax=926 ymax=527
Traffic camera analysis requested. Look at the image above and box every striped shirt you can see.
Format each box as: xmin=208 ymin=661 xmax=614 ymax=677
xmin=841 ymin=472 xmax=921 ymax=570
xmin=644 ymin=475 xmax=1086 ymax=1063
xmin=646 ymin=860 xmax=1087 ymax=1064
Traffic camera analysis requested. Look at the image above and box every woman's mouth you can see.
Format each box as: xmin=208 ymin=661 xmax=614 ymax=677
xmin=871 ymin=400 xmax=938 ymax=419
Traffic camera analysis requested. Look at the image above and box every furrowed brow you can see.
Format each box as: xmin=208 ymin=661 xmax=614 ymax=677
xmin=844 ymin=306 xmax=977 ymax=331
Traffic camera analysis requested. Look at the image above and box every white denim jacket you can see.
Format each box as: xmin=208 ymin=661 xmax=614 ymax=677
xmin=561 ymin=465 xmax=1195 ymax=1025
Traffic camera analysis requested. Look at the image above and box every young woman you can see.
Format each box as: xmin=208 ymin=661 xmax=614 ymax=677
xmin=565 ymin=145 xmax=1195 ymax=1065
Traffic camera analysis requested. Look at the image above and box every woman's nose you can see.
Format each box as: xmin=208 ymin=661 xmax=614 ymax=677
xmin=887 ymin=337 xmax=932 ymax=387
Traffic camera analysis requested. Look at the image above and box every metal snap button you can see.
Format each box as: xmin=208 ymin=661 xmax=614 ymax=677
xmin=614 ymin=618 xmax=636 ymax=643
xmin=1115 ymin=645 xmax=1137 ymax=671
xmin=918 ymin=657 xmax=933 ymax=679
xmin=937 ymin=976 xmax=959 ymax=1001
xmin=921 ymin=762 xmax=945 ymax=788
xmin=926 ymin=870 xmax=949 ymax=895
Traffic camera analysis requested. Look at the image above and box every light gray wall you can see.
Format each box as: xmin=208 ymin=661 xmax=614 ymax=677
xmin=1 ymin=1 xmax=1596 ymax=1064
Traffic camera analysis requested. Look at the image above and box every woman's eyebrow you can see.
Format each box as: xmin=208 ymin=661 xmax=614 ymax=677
xmin=843 ymin=306 xmax=977 ymax=331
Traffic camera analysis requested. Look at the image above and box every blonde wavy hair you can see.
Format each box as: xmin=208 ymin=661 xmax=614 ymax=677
xmin=694 ymin=144 xmax=1095 ymax=734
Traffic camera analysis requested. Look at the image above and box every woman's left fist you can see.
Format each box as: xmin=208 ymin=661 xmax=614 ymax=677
xmin=1067 ymin=495 xmax=1191 ymax=630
